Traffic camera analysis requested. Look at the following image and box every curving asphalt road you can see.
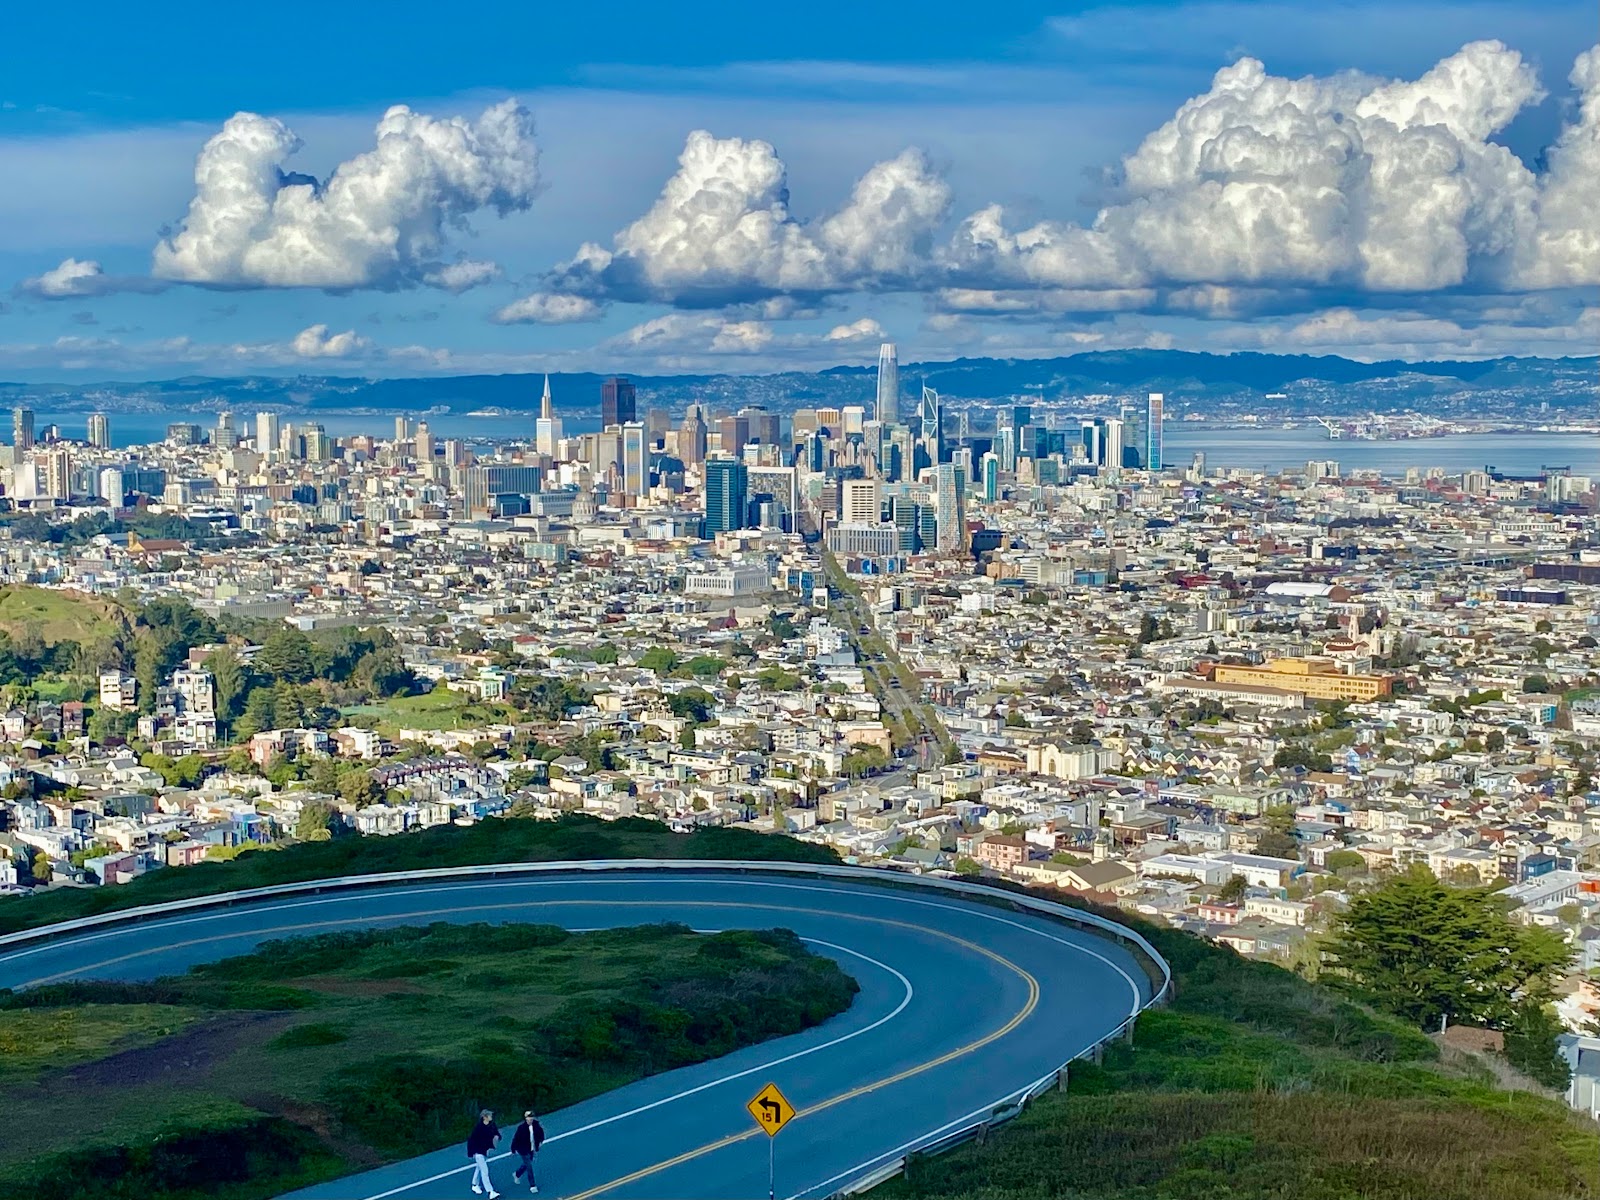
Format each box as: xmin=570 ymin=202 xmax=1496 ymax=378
xmin=0 ymin=870 xmax=1155 ymax=1200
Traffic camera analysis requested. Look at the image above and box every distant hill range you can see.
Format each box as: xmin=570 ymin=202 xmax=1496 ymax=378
xmin=3 ymin=350 xmax=1594 ymax=416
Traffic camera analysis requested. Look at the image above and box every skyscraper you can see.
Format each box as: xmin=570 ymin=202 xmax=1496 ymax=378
xmin=875 ymin=343 xmax=899 ymax=425
xmin=215 ymin=411 xmax=236 ymax=448
xmin=1120 ymin=398 xmax=1144 ymax=468
xmin=256 ymin=411 xmax=280 ymax=456
xmin=43 ymin=447 xmax=73 ymax=499
xmin=86 ymin=412 xmax=111 ymax=449
xmin=932 ymin=463 xmax=967 ymax=555
xmin=601 ymin=377 xmax=637 ymax=427
xmin=1079 ymin=420 xmax=1103 ymax=467
xmin=303 ymin=423 xmax=331 ymax=463
xmin=1103 ymin=418 xmax=1125 ymax=480
xmin=917 ymin=385 xmax=943 ymax=469
xmin=394 ymin=415 xmax=410 ymax=443
xmin=717 ymin=414 xmax=750 ymax=458
xmin=415 ymin=421 xmax=435 ymax=466
xmin=995 ymin=425 xmax=1017 ymax=473
xmin=703 ymin=458 xmax=750 ymax=535
xmin=740 ymin=404 xmax=781 ymax=447
xmin=12 ymin=408 xmax=35 ymax=452
xmin=535 ymin=374 xmax=564 ymax=456
xmin=678 ymin=405 xmax=708 ymax=465
xmin=1145 ymin=392 xmax=1164 ymax=471
xmin=981 ymin=451 xmax=1000 ymax=502
xmin=621 ymin=421 xmax=647 ymax=497
xmin=645 ymin=406 xmax=671 ymax=443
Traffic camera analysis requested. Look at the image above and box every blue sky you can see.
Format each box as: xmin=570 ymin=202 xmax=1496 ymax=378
xmin=1 ymin=0 xmax=1595 ymax=380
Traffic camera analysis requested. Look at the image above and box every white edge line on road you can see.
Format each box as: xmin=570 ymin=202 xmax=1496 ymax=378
xmin=788 ymin=1012 xmax=1117 ymax=1200
xmin=0 ymin=876 xmax=934 ymax=963
xmin=4 ymin=877 xmax=1143 ymax=1031
xmin=0 ymin=873 xmax=1150 ymax=1200
xmin=350 ymin=934 xmax=913 ymax=1200
xmin=339 ymin=882 xmax=1146 ymax=1200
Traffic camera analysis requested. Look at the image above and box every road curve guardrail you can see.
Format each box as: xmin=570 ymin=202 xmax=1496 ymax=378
xmin=0 ymin=858 xmax=1173 ymax=1197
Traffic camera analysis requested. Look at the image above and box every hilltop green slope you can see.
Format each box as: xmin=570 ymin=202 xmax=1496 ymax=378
xmin=0 ymin=585 xmax=125 ymax=646
xmin=877 ymin=916 xmax=1597 ymax=1200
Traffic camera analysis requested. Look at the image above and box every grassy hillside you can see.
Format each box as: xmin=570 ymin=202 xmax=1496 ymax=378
xmin=341 ymin=688 xmax=523 ymax=733
xmin=0 ymin=922 xmax=857 ymax=1200
xmin=877 ymin=911 xmax=1598 ymax=1200
xmin=0 ymin=584 xmax=125 ymax=647
xmin=0 ymin=814 xmax=840 ymax=936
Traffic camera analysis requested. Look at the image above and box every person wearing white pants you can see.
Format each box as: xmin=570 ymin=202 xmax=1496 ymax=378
xmin=465 ymin=1109 xmax=502 ymax=1198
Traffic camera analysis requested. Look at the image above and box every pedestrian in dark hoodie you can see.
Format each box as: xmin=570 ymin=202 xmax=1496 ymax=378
xmin=511 ymin=1109 xmax=546 ymax=1193
xmin=467 ymin=1108 xmax=501 ymax=1198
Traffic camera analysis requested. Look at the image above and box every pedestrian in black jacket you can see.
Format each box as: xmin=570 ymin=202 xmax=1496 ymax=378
xmin=511 ymin=1110 xmax=546 ymax=1193
xmin=466 ymin=1109 xmax=501 ymax=1198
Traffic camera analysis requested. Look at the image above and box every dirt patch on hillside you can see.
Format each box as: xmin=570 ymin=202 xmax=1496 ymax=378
xmin=57 ymin=1011 xmax=295 ymax=1091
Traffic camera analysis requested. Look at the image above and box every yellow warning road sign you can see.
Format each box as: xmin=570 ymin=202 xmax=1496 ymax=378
xmin=747 ymin=1082 xmax=795 ymax=1136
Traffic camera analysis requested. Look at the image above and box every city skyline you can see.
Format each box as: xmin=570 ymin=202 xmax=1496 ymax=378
xmin=1 ymin=1 xmax=1595 ymax=381
xmin=2 ymin=8 xmax=1598 ymax=1198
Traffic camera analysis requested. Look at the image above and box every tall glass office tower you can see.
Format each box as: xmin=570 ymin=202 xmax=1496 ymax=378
xmin=875 ymin=343 xmax=899 ymax=425
xmin=703 ymin=459 xmax=750 ymax=534
xmin=1145 ymin=392 xmax=1164 ymax=471
xmin=601 ymin=377 xmax=637 ymax=427
xmin=933 ymin=462 xmax=967 ymax=554
xmin=917 ymin=385 xmax=943 ymax=469
xmin=621 ymin=422 xmax=647 ymax=497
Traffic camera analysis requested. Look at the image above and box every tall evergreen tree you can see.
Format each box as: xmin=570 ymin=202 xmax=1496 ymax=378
xmin=1324 ymin=866 xmax=1571 ymax=1030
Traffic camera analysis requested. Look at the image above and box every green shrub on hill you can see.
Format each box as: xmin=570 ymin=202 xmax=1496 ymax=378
xmin=877 ymin=897 xmax=1597 ymax=1200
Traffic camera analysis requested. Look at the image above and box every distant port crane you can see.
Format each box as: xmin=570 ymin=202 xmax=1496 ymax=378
xmin=1313 ymin=417 xmax=1343 ymax=439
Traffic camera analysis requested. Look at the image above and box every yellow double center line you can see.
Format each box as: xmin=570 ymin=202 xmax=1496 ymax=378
xmin=563 ymin=915 xmax=1038 ymax=1199
xmin=9 ymin=894 xmax=1042 ymax=1199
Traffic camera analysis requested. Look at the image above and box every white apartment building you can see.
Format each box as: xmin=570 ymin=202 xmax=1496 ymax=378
xmin=99 ymin=671 xmax=137 ymax=712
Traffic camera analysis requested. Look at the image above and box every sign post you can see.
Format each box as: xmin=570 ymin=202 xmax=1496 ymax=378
xmin=746 ymin=1081 xmax=795 ymax=1200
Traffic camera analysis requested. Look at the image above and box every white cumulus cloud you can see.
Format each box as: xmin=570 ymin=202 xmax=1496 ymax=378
xmin=949 ymin=40 xmax=1566 ymax=297
xmin=15 ymin=257 xmax=164 ymax=299
xmin=493 ymin=291 xmax=605 ymax=324
xmin=519 ymin=41 xmax=1596 ymax=321
xmin=1515 ymin=45 xmax=1600 ymax=289
xmin=519 ymin=130 xmax=949 ymax=313
xmin=152 ymin=99 xmax=539 ymax=291
xmin=825 ymin=317 xmax=887 ymax=342
xmin=602 ymin=312 xmax=907 ymax=365
xmin=422 ymin=259 xmax=502 ymax=293
xmin=291 ymin=324 xmax=372 ymax=358
xmin=17 ymin=257 xmax=108 ymax=298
